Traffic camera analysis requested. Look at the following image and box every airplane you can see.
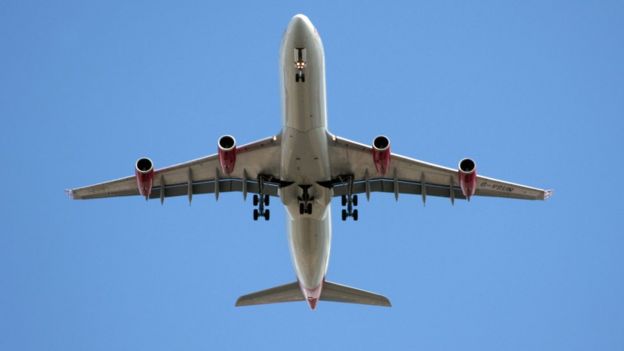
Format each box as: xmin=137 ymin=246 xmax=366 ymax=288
xmin=68 ymin=14 xmax=551 ymax=310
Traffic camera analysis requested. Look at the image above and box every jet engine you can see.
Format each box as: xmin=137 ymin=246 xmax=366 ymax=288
xmin=218 ymin=135 xmax=237 ymax=174
xmin=372 ymin=135 xmax=391 ymax=175
xmin=458 ymin=158 xmax=477 ymax=199
xmin=135 ymin=157 xmax=154 ymax=199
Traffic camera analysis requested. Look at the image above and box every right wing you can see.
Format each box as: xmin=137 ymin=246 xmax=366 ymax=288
xmin=327 ymin=134 xmax=551 ymax=202
xmin=68 ymin=135 xmax=283 ymax=201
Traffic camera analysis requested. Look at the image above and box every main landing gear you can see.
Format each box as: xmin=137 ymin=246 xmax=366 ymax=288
xmin=340 ymin=175 xmax=358 ymax=221
xmin=252 ymin=194 xmax=270 ymax=221
xmin=252 ymin=176 xmax=270 ymax=221
xmin=341 ymin=194 xmax=358 ymax=221
xmin=298 ymin=185 xmax=313 ymax=215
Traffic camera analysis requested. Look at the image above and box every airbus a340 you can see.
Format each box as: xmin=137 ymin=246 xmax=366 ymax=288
xmin=69 ymin=14 xmax=551 ymax=309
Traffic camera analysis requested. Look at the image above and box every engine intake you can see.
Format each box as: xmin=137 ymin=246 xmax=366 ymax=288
xmin=372 ymin=135 xmax=391 ymax=175
xmin=218 ymin=135 xmax=237 ymax=174
xmin=135 ymin=157 xmax=154 ymax=199
xmin=458 ymin=158 xmax=477 ymax=199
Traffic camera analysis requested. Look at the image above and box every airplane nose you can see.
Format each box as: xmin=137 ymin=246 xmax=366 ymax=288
xmin=288 ymin=14 xmax=313 ymax=35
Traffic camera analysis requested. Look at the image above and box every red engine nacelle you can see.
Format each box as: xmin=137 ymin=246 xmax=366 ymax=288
xmin=372 ymin=135 xmax=391 ymax=175
xmin=135 ymin=157 xmax=154 ymax=199
xmin=458 ymin=158 xmax=477 ymax=199
xmin=218 ymin=135 xmax=237 ymax=174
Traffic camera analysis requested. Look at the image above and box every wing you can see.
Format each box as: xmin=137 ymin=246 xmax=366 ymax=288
xmin=326 ymin=134 xmax=551 ymax=202
xmin=68 ymin=135 xmax=283 ymax=201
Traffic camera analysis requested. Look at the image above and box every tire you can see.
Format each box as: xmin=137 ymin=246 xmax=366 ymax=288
xmin=306 ymin=203 xmax=312 ymax=214
xmin=341 ymin=195 xmax=347 ymax=207
xmin=353 ymin=195 xmax=358 ymax=207
xmin=353 ymin=209 xmax=359 ymax=221
xmin=264 ymin=209 xmax=270 ymax=221
xmin=264 ymin=195 xmax=270 ymax=206
xmin=253 ymin=209 xmax=259 ymax=221
xmin=341 ymin=209 xmax=347 ymax=221
xmin=299 ymin=202 xmax=305 ymax=215
xmin=253 ymin=195 xmax=259 ymax=206
xmin=301 ymin=73 xmax=305 ymax=82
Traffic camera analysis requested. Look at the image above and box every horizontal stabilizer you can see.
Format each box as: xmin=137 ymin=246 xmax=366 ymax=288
xmin=235 ymin=281 xmax=391 ymax=307
xmin=235 ymin=282 xmax=304 ymax=307
xmin=321 ymin=281 xmax=391 ymax=307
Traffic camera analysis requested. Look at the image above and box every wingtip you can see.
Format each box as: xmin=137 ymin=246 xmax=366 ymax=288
xmin=544 ymin=189 xmax=554 ymax=200
xmin=375 ymin=295 xmax=392 ymax=307
xmin=65 ymin=189 xmax=75 ymax=199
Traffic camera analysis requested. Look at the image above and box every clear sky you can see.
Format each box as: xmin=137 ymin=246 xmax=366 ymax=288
xmin=1 ymin=1 xmax=623 ymax=350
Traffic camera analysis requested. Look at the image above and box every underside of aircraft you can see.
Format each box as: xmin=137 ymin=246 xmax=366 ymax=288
xmin=68 ymin=14 xmax=551 ymax=310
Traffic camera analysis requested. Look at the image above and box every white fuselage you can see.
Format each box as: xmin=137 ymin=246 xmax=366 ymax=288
xmin=279 ymin=15 xmax=331 ymax=304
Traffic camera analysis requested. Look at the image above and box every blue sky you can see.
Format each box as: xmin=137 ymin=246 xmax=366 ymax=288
xmin=1 ymin=1 xmax=623 ymax=350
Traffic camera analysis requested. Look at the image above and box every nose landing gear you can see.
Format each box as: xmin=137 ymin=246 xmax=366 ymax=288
xmin=295 ymin=70 xmax=305 ymax=83
xmin=294 ymin=48 xmax=306 ymax=83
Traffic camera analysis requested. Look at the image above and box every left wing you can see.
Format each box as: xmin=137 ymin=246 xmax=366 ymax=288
xmin=68 ymin=135 xmax=283 ymax=201
xmin=326 ymin=134 xmax=551 ymax=202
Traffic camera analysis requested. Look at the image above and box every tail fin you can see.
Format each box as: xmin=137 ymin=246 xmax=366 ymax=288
xmin=235 ymin=281 xmax=391 ymax=307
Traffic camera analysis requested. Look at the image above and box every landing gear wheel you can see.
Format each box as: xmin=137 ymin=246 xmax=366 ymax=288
xmin=264 ymin=195 xmax=270 ymax=206
xmin=353 ymin=209 xmax=359 ymax=221
xmin=299 ymin=202 xmax=305 ymax=215
xmin=264 ymin=209 xmax=270 ymax=221
xmin=341 ymin=209 xmax=347 ymax=221
xmin=253 ymin=209 xmax=259 ymax=221
xmin=352 ymin=195 xmax=358 ymax=207
xmin=306 ymin=202 xmax=312 ymax=215
xmin=301 ymin=73 xmax=305 ymax=82
xmin=253 ymin=195 xmax=259 ymax=206
xmin=341 ymin=195 xmax=347 ymax=206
